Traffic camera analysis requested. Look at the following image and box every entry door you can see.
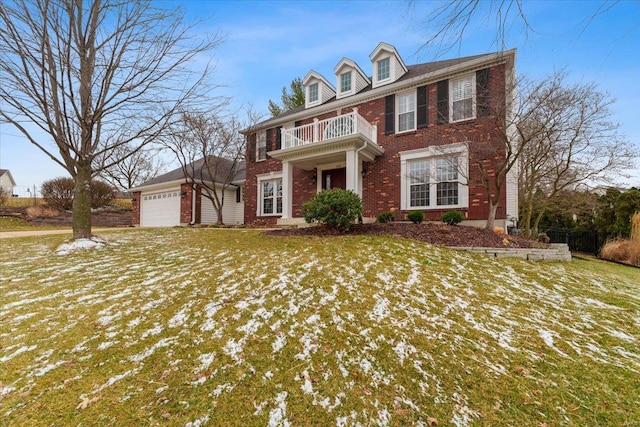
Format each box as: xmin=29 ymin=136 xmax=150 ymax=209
xmin=322 ymin=168 xmax=346 ymax=190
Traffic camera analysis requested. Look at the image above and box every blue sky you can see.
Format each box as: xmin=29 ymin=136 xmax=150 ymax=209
xmin=1 ymin=0 xmax=639 ymax=193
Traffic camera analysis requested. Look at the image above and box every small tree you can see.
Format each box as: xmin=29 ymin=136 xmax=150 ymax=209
xmin=268 ymin=77 xmax=305 ymax=117
xmin=164 ymin=110 xmax=253 ymax=225
xmin=97 ymin=144 xmax=167 ymax=191
xmin=42 ymin=177 xmax=115 ymax=210
xmin=302 ymin=189 xmax=362 ymax=231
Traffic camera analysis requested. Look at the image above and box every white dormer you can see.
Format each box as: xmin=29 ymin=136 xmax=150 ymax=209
xmin=302 ymin=70 xmax=335 ymax=109
xmin=369 ymin=42 xmax=408 ymax=89
xmin=333 ymin=58 xmax=371 ymax=100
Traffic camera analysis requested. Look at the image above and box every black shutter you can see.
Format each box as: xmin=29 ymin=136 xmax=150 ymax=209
xmin=417 ymin=85 xmax=428 ymax=129
xmin=476 ymin=68 xmax=490 ymax=117
xmin=248 ymin=133 xmax=256 ymax=162
xmin=384 ymin=94 xmax=395 ymax=135
xmin=275 ymin=126 xmax=282 ymax=150
xmin=437 ymin=80 xmax=449 ymax=124
xmin=265 ymin=128 xmax=273 ymax=158
xmin=294 ymin=120 xmax=302 ymax=128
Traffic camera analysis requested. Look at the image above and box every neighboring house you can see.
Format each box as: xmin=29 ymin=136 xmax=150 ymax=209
xmin=0 ymin=169 xmax=17 ymax=196
xmin=243 ymin=42 xmax=518 ymax=228
xmin=129 ymin=157 xmax=245 ymax=227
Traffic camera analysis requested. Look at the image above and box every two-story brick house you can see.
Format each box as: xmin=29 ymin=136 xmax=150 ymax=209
xmin=245 ymin=42 xmax=517 ymax=228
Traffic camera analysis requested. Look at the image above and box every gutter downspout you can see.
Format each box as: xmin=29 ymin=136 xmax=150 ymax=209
xmin=190 ymin=183 xmax=197 ymax=225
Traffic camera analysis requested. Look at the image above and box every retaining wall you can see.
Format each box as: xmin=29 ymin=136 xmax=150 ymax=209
xmin=450 ymin=243 xmax=571 ymax=262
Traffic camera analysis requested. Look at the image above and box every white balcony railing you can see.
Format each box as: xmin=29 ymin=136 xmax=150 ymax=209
xmin=281 ymin=108 xmax=377 ymax=150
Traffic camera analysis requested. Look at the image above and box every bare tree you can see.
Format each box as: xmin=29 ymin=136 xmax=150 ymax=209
xmin=97 ymin=144 xmax=168 ymax=191
xmin=518 ymin=74 xmax=636 ymax=237
xmin=415 ymin=0 xmax=627 ymax=56
xmin=164 ymin=111 xmax=254 ymax=225
xmin=0 ymin=0 xmax=222 ymax=238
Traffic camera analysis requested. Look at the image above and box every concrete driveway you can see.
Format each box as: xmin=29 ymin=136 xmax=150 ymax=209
xmin=0 ymin=227 xmax=132 ymax=239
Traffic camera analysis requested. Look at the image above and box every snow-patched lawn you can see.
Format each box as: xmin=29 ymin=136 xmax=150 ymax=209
xmin=1 ymin=228 xmax=639 ymax=426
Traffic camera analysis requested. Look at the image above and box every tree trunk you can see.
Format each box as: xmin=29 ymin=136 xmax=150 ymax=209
xmin=485 ymin=202 xmax=498 ymax=230
xmin=216 ymin=207 xmax=224 ymax=225
xmin=72 ymin=166 xmax=93 ymax=239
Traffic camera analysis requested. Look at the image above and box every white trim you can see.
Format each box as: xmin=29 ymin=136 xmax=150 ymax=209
xmin=256 ymin=172 xmax=283 ymax=217
xmin=395 ymin=89 xmax=416 ymax=133
xmin=449 ymin=73 xmax=476 ymax=123
xmin=399 ymin=143 xmax=469 ymax=211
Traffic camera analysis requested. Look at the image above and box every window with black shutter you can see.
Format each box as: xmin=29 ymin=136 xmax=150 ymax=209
xmin=384 ymin=94 xmax=395 ymax=135
xmin=275 ymin=126 xmax=282 ymax=150
xmin=417 ymin=85 xmax=428 ymax=129
xmin=437 ymin=80 xmax=449 ymax=124
xmin=476 ymin=68 xmax=490 ymax=117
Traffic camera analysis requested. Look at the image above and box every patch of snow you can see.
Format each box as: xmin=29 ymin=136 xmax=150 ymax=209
xmin=194 ymin=352 xmax=215 ymax=373
xmin=370 ymin=296 xmax=390 ymax=322
xmin=56 ymin=237 xmax=105 ymax=256
xmin=0 ymin=345 xmax=37 ymax=363
xmin=272 ymin=333 xmax=286 ymax=354
xmin=0 ymin=385 xmax=15 ymax=397
xmin=185 ymin=415 xmax=210 ymax=427
xmin=268 ymin=392 xmax=291 ymax=427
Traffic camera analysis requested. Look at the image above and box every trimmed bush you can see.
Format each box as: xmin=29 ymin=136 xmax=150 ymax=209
xmin=0 ymin=187 xmax=8 ymax=206
xmin=441 ymin=211 xmax=464 ymax=226
xmin=41 ymin=177 xmax=115 ymax=210
xmin=407 ymin=210 xmax=424 ymax=224
xmin=377 ymin=211 xmax=395 ymax=223
xmin=302 ymin=189 xmax=362 ymax=231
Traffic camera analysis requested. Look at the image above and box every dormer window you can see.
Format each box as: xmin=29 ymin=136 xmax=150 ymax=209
xmin=377 ymin=58 xmax=390 ymax=81
xmin=340 ymin=72 xmax=352 ymax=93
xmin=308 ymin=83 xmax=319 ymax=103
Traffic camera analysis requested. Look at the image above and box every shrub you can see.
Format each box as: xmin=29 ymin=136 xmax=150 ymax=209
xmin=441 ymin=211 xmax=463 ymax=226
xmin=600 ymin=238 xmax=630 ymax=263
xmin=41 ymin=177 xmax=75 ymax=210
xmin=407 ymin=210 xmax=424 ymax=224
xmin=377 ymin=211 xmax=395 ymax=223
xmin=302 ymin=189 xmax=362 ymax=231
xmin=41 ymin=177 xmax=115 ymax=210
xmin=91 ymin=179 xmax=116 ymax=209
xmin=26 ymin=206 xmax=60 ymax=218
xmin=630 ymin=211 xmax=640 ymax=266
xmin=0 ymin=187 xmax=8 ymax=206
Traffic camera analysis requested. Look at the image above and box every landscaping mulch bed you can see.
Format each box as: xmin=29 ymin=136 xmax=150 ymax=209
xmin=264 ymin=222 xmax=543 ymax=248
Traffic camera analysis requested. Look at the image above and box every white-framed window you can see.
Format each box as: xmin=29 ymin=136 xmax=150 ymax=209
xmin=308 ymin=83 xmax=319 ymax=103
xmin=397 ymin=91 xmax=416 ymax=133
xmin=377 ymin=57 xmax=390 ymax=81
xmin=258 ymin=177 xmax=282 ymax=216
xmin=340 ymin=71 xmax=352 ymax=94
xmin=450 ymin=74 xmax=475 ymax=122
xmin=256 ymin=131 xmax=266 ymax=161
xmin=400 ymin=143 xmax=469 ymax=210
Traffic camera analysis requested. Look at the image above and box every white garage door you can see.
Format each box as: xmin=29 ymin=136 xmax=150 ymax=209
xmin=140 ymin=189 xmax=181 ymax=227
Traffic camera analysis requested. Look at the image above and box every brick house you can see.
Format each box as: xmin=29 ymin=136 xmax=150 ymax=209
xmin=243 ymin=43 xmax=518 ymax=228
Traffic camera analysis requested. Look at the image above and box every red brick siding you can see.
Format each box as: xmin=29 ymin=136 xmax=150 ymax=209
xmin=244 ymin=64 xmax=508 ymax=224
xmin=131 ymin=191 xmax=141 ymax=225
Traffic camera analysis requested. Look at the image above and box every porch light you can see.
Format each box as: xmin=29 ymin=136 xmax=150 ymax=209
xmin=312 ymin=173 xmax=317 ymax=184
xmin=181 ymin=190 xmax=187 ymax=198
xmin=361 ymin=166 xmax=367 ymax=178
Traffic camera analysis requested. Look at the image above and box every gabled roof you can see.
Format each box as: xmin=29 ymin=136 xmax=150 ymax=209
xmin=302 ymin=70 xmax=335 ymax=91
xmin=250 ymin=50 xmax=513 ymax=130
xmin=369 ymin=41 xmax=408 ymax=73
xmin=130 ymin=157 xmax=245 ymax=192
xmin=0 ymin=169 xmax=16 ymax=186
xmin=333 ymin=57 xmax=370 ymax=84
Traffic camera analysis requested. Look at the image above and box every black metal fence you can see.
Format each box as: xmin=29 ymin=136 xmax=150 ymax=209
xmin=545 ymin=228 xmax=628 ymax=255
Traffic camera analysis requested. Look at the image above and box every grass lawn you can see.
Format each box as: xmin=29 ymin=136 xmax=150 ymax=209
xmin=1 ymin=228 xmax=639 ymax=426
xmin=0 ymin=217 xmax=69 ymax=232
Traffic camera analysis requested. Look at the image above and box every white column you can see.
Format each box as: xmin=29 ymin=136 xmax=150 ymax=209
xmin=345 ymin=150 xmax=361 ymax=196
xmin=281 ymin=161 xmax=293 ymax=219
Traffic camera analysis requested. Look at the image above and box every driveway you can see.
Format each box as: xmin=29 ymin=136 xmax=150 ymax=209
xmin=0 ymin=227 xmax=132 ymax=239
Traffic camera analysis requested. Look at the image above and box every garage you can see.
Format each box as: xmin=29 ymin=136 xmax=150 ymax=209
xmin=140 ymin=188 xmax=181 ymax=227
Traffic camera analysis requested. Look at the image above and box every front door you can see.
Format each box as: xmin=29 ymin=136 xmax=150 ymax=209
xmin=322 ymin=168 xmax=346 ymax=190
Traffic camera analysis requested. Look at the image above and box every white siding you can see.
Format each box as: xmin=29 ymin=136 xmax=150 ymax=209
xmin=201 ymin=187 xmax=244 ymax=225
xmin=505 ymin=159 xmax=519 ymax=222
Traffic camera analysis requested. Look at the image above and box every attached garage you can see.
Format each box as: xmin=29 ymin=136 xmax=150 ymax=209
xmin=140 ymin=188 xmax=181 ymax=227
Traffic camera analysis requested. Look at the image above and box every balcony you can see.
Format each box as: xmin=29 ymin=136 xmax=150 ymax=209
xmin=281 ymin=109 xmax=377 ymax=149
